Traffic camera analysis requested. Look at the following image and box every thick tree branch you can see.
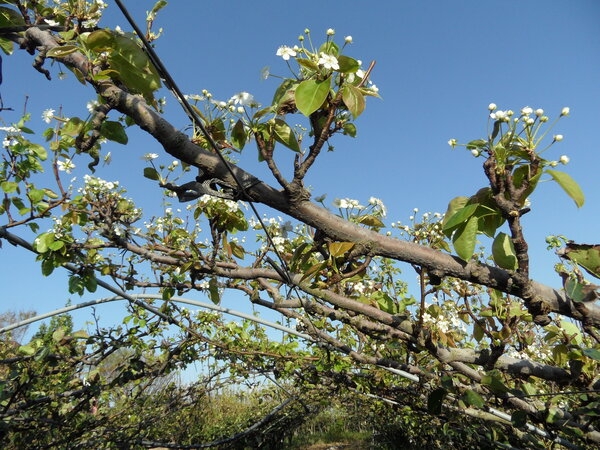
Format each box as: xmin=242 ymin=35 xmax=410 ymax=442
xmin=18 ymin=26 xmax=600 ymax=326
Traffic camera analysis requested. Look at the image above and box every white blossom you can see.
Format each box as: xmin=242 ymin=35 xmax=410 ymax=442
xmin=42 ymin=109 xmax=55 ymax=123
xmin=276 ymin=45 xmax=297 ymax=61
xmin=57 ymin=159 xmax=76 ymax=174
xmin=490 ymin=110 xmax=508 ymax=121
xmin=318 ymin=52 xmax=339 ymax=70
xmin=559 ymin=155 xmax=570 ymax=165
xmin=561 ymin=106 xmax=570 ymax=116
xmin=142 ymin=153 xmax=159 ymax=161
xmin=553 ymin=134 xmax=564 ymax=142
xmin=86 ymin=100 xmax=99 ymax=113
xmin=488 ymin=103 xmax=497 ymax=111
xmin=326 ymin=28 xmax=335 ymax=36
xmin=521 ymin=106 xmax=533 ymax=116
xmin=229 ymin=92 xmax=254 ymax=106
xmin=344 ymin=36 xmax=353 ymax=43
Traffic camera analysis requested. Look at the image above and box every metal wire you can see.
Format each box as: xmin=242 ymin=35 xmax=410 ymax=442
xmin=113 ymin=0 xmax=295 ymax=287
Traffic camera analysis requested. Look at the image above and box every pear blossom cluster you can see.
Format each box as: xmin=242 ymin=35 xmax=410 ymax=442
xmin=449 ymin=103 xmax=571 ymax=163
xmin=506 ymin=341 xmax=552 ymax=361
xmin=421 ymin=304 xmax=467 ymax=335
xmin=391 ymin=210 xmax=445 ymax=245
xmin=48 ymin=0 xmax=107 ymax=28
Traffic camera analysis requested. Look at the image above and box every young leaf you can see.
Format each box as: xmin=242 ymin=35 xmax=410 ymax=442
xmin=343 ymin=123 xmax=357 ymax=137
xmin=143 ymin=167 xmax=159 ymax=180
xmin=562 ymin=242 xmax=600 ymax=279
xmin=546 ymin=169 xmax=585 ymax=208
xmin=563 ymin=277 xmax=599 ymax=303
xmin=452 ymin=215 xmax=478 ymax=261
xmin=100 ymin=121 xmax=128 ymax=144
xmin=328 ymin=241 xmax=355 ymax=258
xmin=461 ymin=389 xmax=484 ymax=408
xmin=442 ymin=202 xmax=477 ymax=235
xmin=208 ymin=277 xmax=220 ymax=304
xmin=273 ymin=118 xmax=300 ymax=152
xmin=85 ymin=29 xmax=115 ymax=51
xmin=582 ymin=347 xmax=600 ymax=361
xmin=492 ymin=232 xmax=518 ymax=270
xmin=296 ymin=58 xmax=320 ymax=72
xmin=231 ymin=119 xmax=247 ymax=150
xmin=295 ymin=78 xmax=330 ymax=116
xmin=337 ymin=55 xmax=360 ymax=73
xmin=46 ymin=45 xmax=79 ymax=58
xmin=341 ymin=83 xmax=366 ymax=118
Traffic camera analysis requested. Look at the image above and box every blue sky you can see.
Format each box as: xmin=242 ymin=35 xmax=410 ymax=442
xmin=1 ymin=1 xmax=599 ymax=335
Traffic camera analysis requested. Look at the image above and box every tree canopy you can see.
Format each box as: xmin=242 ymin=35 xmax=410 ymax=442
xmin=0 ymin=1 xmax=599 ymax=449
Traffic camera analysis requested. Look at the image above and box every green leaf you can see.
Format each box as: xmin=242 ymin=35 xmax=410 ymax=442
xmin=296 ymin=58 xmax=319 ymax=72
xmin=52 ymin=328 xmax=65 ymax=343
xmin=443 ymin=202 xmax=479 ymax=233
xmin=441 ymin=196 xmax=469 ymax=234
xmin=85 ymin=29 xmax=115 ymax=51
xmin=272 ymin=118 xmax=300 ymax=152
xmin=562 ymin=243 xmax=600 ymax=279
xmin=473 ymin=322 xmax=484 ymax=342
xmin=427 ymin=388 xmax=447 ymax=415
xmin=46 ymin=45 xmax=79 ymax=58
xmin=492 ymin=232 xmax=518 ymax=270
xmin=342 ymin=123 xmax=357 ymax=137
xmin=546 ymin=169 xmax=585 ymax=208
xmin=48 ymin=239 xmax=64 ymax=251
xmin=512 ymin=164 xmax=542 ymax=204
xmin=84 ymin=274 xmax=98 ymax=293
xmin=61 ymin=117 xmax=85 ymax=137
xmin=34 ymin=232 xmax=54 ymax=253
xmin=0 ymin=6 xmax=25 ymax=28
xmin=229 ymin=241 xmax=246 ymax=259
xmin=208 ymin=277 xmax=220 ymax=304
xmin=150 ymin=0 xmax=168 ymax=16
xmin=295 ymin=78 xmax=330 ymax=116
xmin=18 ymin=344 xmax=36 ymax=356
xmin=375 ymin=292 xmax=398 ymax=314
xmin=0 ymin=37 xmax=13 ymax=55
xmin=68 ymin=275 xmax=85 ymax=295
xmin=337 ymin=55 xmax=360 ymax=73
xmin=341 ymin=83 xmax=366 ymax=118
xmin=100 ymin=121 xmax=128 ymax=144
xmin=328 ymin=241 xmax=355 ymax=258
xmin=563 ymin=278 xmax=598 ymax=303
xmin=231 ymin=119 xmax=247 ymax=150
xmin=560 ymin=320 xmax=582 ymax=345
xmin=481 ymin=374 xmax=509 ymax=394
xmin=30 ymin=144 xmax=48 ymax=160
xmin=461 ymin=389 xmax=484 ymax=408
xmin=318 ymin=41 xmax=339 ymax=56
xmin=143 ymin=167 xmax=159 ymax=180
xmin=452 ymin=215 xmax=478 ymax=261
xmin=466 ymin=139 xmax=487 ymax=150
xmin=41 ymin=257 xmax=55 ymax=276
xmin=87 ymin=31 xmax=161 ymax=104
xmin=356 ymin=214 xmax=385 ymax=229
xmin=582 ymin=348 xmax=600 ymax=361
xmin=1 ymin=181 xmax=18 ymax=193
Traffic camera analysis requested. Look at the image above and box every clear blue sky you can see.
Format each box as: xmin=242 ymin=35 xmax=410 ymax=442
xmin=1 ymin=1 xmax=599 ymax=334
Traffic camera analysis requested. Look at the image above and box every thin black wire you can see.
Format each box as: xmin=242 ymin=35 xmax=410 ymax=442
xmin=113 ymin=0 xmax=295 ymax=287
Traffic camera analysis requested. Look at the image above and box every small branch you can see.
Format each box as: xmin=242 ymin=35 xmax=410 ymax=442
xmin=294 ymin=91 xmax=344 ymax=181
